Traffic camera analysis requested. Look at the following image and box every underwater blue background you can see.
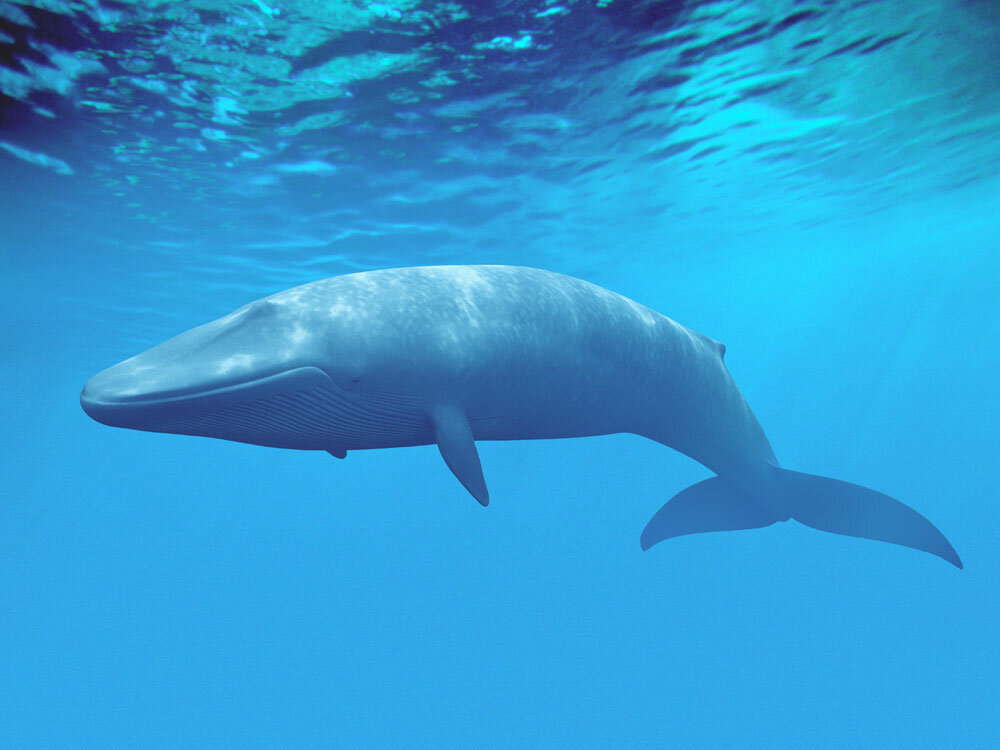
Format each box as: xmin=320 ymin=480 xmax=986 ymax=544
xmin=1 ymin=0 xmax=998 ymax=746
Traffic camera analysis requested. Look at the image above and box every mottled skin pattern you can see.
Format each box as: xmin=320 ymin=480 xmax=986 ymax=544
xmin=84 ymin=266 xmax=778 ymax=492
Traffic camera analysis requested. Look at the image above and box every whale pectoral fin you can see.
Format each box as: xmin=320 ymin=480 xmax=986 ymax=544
xmin=432 ymin=404 xmax=489 ymax=506
xmin=327 ymin=448 xmax=346 ymax=459
xmin=640 ymin=476 xmax=778 ymax=550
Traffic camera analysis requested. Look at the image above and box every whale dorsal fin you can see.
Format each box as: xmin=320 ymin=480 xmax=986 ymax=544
xmin=432 ymin=403 xmax=489 ymax=506
xmin=693 ymin=330 xmax=726 ymax=359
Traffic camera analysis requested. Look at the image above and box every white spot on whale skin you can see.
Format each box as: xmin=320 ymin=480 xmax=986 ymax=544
xmin=625 ymin=298 xmax=658 ymax=326
xmin=328 ymin=300 xmax=357 ymax=320
xmin=280 ymin=325 xmax=311 ymax=359
xmin=290 ymin=325 xmax=308 ymax=345
xmin=216 ymin=353 xmax=255 ymax=375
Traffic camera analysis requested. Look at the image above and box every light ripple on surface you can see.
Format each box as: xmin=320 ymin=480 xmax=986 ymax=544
xmin=0 ymin=0 xmax=998 ymax=310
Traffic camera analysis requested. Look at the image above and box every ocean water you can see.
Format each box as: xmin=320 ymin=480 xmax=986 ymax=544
xmin=2 ymin=0 xmax=998 ymax=746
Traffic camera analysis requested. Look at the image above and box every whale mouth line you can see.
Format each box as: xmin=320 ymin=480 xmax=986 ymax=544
xmin=82 ymin=366 xmax=331 ymax=408
xmin=80 ymin=366 xmax=338 ymax=427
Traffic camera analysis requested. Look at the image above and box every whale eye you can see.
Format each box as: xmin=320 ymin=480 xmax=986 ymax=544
xmin=340 ymin=376 xmax=361 ymax=393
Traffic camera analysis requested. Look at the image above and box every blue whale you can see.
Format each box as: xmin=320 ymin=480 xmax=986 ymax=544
xmin=80 ymin=265 xmax=961 ymax=567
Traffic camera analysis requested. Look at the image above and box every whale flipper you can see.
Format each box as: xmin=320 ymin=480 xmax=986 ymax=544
xmin=773 ymin=468 xmax=963 ymax=568
xmin=432 ymin=404 xmax=489 ymax=506
xmin=640 ymin=476 xmax=778 ymax=550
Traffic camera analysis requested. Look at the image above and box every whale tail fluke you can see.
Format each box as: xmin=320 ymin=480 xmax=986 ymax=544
xmin=639 ymin=475 xmax=778 ymax=550
xmin=641 ymin=467 xmax=962 ymax=568
xmin=776 ymin=468 xmax=962 ymax=568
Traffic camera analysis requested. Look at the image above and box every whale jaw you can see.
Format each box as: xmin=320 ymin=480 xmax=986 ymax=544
xmin=80 ymin=367 xmax=334 ymax=442
xmin=81 ymin=366 xmax=432 ymax=452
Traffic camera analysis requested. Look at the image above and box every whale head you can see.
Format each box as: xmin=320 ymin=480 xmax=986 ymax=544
xmin=78 ymin=288 xmax=405 ymax=449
